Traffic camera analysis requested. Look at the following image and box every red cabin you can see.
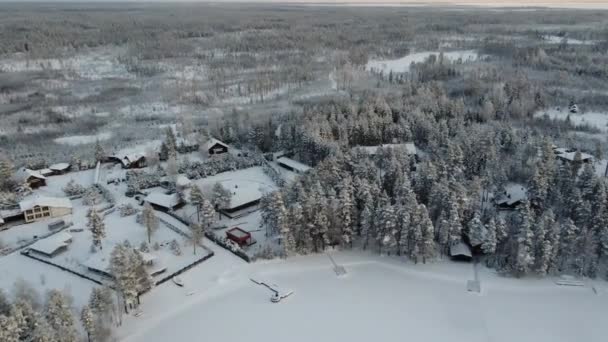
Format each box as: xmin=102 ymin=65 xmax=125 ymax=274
xmin=226 ymin=227 xmax=252 ymax=247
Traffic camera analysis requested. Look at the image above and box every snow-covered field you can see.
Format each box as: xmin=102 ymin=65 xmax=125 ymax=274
xmin=366 ymin=50 xmax=480 ymax=74
xmin=54 ymin=132 xmax=113 ymax=146
xmin=118 ymin=251 xmax=608 ymax=342
xmin=535 ymin=108 xmax=608 ymax=132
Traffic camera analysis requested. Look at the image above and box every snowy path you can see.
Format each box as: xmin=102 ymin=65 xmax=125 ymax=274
xmin=117 ymin=252 xmax=608 ymax=342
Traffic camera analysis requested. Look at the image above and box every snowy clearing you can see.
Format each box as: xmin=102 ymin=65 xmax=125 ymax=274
xmin=366 ymin=50 xmax=480 ymax=74
xmin=542 ymin=35 xmax=597 ymax=45
xmin=54 ymin=132 xmax=113 ymax=146
xmin=534 ymin=108 xmax=608 ymax=132
xmin=118 ymin=251 xmax=608 ymax=342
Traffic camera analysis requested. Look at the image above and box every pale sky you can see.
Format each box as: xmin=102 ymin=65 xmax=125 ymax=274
xmin=1 ymin=0 xmax=607 ymax=9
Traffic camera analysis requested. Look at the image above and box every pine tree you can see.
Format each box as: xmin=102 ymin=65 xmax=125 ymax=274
xmin=418 ymin=205 xmax=435 ymax=263
xmin=482 ymin=218 xmax=497 ymax=255
xmin=359 ymin=202 xmax=373 ymax=250
xmin=189 ymin=185 xmax=205 ymax=222
xmin=12 ymin=300 xmax=39 ymax=342
xmin=165 ymin=127 xmax=177 ymax=159
xmin=31 ymin=318 xmax=56 ymax=342
xmin=0 ymin=157 xmax=13 ymax=190
xmin=513 ymin=201 xmax=535 ymax=276
xmin=338 ymin=176 xmax=355 ymax=248
xmin=141 ymin=203 xmax=158 ymax=244
xmin=44 ymin=290 xmax=78 ymax=342
xmin=110 ymin=245 xmax=137 ymax=313
xmin=131 ymin=251 xmax=153 ymax=296
xmin=189 ymin=222 xmax=204 ymax=255
xmin=0 ymin=314 xmax=20 ymax=342
xmin=467 ymin=211 xmax=486 ymax=248
xmin=534 ymin=210 xmax=557 ymax=275
xmin=94 ymin=140 xmax=105 ymax=163
xmin=0 ymin=289 xmax=10 ymax=316
xmin=379 ymin=204 xmax=397 ymax=255
xmin=80 ymin=305 xmax=95 ymax=342
xmin=88 ymin=209 xmax=106 ymax=251
xmin=558 ymin=218 xmax=578 ymax=272
xmin=211 ymin=182 xmax=232 ymax=213
xmin=199 ymin=198 xmax=215 ymax=236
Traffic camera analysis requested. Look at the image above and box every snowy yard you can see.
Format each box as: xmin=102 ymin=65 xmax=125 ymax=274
xmin=366 ymin=50 xmax=481 ymax=74
xmin=118 ymin=251 xmax=608 ymax=342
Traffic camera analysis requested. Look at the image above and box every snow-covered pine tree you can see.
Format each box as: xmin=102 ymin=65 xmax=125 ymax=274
xmin=534 ymin=209 xmax=557 ymax=275
xmin=467 ymin=211 xmax=486 ymax=248
xmin=482 ymin=218 xmax=497 ymax=254
xmin=338 ymin=175 xmax=355 ymax=248
xmin=80 ymin=305 xmax=95 ymax=342
xmin=513 ymin=201 xmax=535 ymax=276
xmin=30 ymin=317 xmax=55 ymax=342
xmin=189 ymin=185 xmax=204 ymax=222
xmin=0 ymin=314 xmax=20 ymax=342
xmin=110 ymin=245 xmax=136 ymax=313
xmin=44 ymin=290 xmax=78 ymax=342
xmin=141 ymin=203 xmax=158 ymax=244
xmin=0 ymin=156 xmax=14 ymax=190
xmin=131 ymin=251 xmax=153 ymax=297
xmin=199 ymin=198 xmax=215 ymax=237
xmin=94 ymin=139 xmax=105 ymax=163
xmin=88 ymin=209 xmax=106 ymax=251
xmin=165 ymin=127 xmax=177 ymax=159
xmin=211 ymin=182 xmax=232 ymax=214
xmin=189 ymin=222 xmax=204 ymax=255
xmin=0 ymin=289 xmax=10 ymax=316
xmin=11 ymin=300 xmax=39 ymax=342
xmin=418 ymin=204 xmax=435 ymax=263
xmin=379 ymin=203 xmax=397 ymax=255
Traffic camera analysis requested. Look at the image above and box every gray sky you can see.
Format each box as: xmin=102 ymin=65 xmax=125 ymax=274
xmin=1 ymin=0 xmax=607 ymax=9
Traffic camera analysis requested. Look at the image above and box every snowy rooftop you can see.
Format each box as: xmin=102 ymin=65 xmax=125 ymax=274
xmin=553 ymin=148 xmax=594 ymax=162
xmin=49 ymin=162 xmax=71 ymax=171
xmin=39 ymin=169 xmax=54 ymax=177
xmin=227 ymin=227 xmax=250 ymax=239
xmin=19 ymin=196 xmax=73 ymax=211
xmin=145 ymin=192 xmax=181 ymax=209
xmin=355 ymin=143 xmax=417 ymax=155
xmin=29 ymin=232 xmax=72 ymax=256
xmin=494 ymin=184 xmax=527 ymax=206
xmin=15 ymin=168 xmax=46 ymax=181
xmin=450 ymin=241 xmax=472 ymax=258
xmin=204 ymin=138 xmax=228 ymax=151
xmin=176 ymin=175 xmax=191 ymax=187
xmin=276 ymin=157 xmax=311 ymax=172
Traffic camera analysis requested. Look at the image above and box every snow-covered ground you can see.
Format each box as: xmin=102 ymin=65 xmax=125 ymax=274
xmin=54 ymin=132 xmax=113 ymax=146
xmin=118 ymin=251 xmax=608 ymax=342
xmin=542 ymin=35 xmax=597 ymax=45
xmin=366 ymin=50 xmax=480 ymax=74
xmin=534 ymin=108 xmax=608 ymax=132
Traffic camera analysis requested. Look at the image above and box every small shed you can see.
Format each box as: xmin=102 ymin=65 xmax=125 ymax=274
xmin=226 ymin=227 xmax=252 ymax=247
xmin=204 ymin=138 xmax=229 ymax=155
xmin=28 ymin=232 xmax=73 ymax=258
xmin=450 ymin=241 xmax=473 ymax=262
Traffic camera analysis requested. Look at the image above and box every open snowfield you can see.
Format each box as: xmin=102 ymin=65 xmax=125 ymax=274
xmin=366 ymin=50 xmax=480 ymax=74
xmin=117 ymin=251 xmax=608 ymax=342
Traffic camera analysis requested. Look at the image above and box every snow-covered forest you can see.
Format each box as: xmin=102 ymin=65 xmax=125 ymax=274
xmin=1 ymin=3 xmax=608 ymax=342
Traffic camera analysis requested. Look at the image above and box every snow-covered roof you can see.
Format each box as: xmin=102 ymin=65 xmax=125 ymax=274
xmin=38 ymin=169 xmax=54 ymax=177
xmin=222 ymin=181 xmax=266 ymax=210
xmin=227 ymin=227 xmax=250 ymax=239
xmin=82 ymin=249 xmax=112 ymax=273
xmin=19 ymin=196 xmax=72 ymax=211
xmin=138 ymin=251 xmax=157 ymax=264
xmin=204 ymin=138 xmax=228 ymax=151
xmin=29 ymin=232 xmax=72 ymax=256
xmin=123 ymin=153 xmax=146 ymax=164
xmin=176 ymin=175 xmax=191 ymax=187
xmin=277 ymin=157 xmax=311 ymax=173
xmin=176 ymin=136 xmax=198 ymax=147
xmin=0 ymin=216 xmax=4 ymax=224
xmin=15 ymin=168 xmax=46 ymax=181
xmin=355 ymin=143 xmax=417 ymax=155
xmin=145 ymin=192 xmax=181 ymax=209
xmin=49 ymin=163 xmax=70 ymax=171
xmin=553 ymin=148 xmax=593 ymax=162
xmin=450 ymin=241 xmax=472 ymax=258
xmin=494 ymin=184 xmax=527 ymax=206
